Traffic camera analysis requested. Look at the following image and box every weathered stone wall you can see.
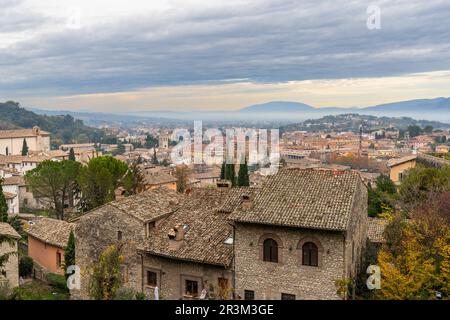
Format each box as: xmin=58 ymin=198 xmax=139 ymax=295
xmin=234 ymin=223 xmax=345 ymax=300
xmin=0 ymin=240 xmax=19 ymax=288
xmin=141 ymin=253 xmax=232 ymax=300
xmin=344 ymin=178 xmax=368 ymax=280
xmin=73 ymin=208 xmax=146 ymax=299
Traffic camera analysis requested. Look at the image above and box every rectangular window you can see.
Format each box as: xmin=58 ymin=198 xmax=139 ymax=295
xmin=185 ymin=280 xmax=199 ymax=297
xmin=147 ymin=271 xmax=157 ymax=287
xmin=244 ymin=290 xmax=255 ymax=300
xmin=281 ymin=293 xmax=296 ymax=300
xmin=56 ymin=252 xmax=62 ymax=268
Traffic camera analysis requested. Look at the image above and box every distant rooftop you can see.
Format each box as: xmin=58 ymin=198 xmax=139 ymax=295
xmin=0 ymin=127 xmax=49 ymax=139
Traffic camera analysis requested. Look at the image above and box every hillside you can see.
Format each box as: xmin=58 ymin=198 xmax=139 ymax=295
xmin=280 ymin=114 xmax=450 ymax=133
xmin=240 ymin=101 xmax=316 ymax=112
xmin=0 ymin=101 xmax=114 ymax=148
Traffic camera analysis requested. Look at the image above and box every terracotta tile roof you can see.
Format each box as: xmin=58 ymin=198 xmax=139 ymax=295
xmin=0 ymin=128 xmax=50 ymax=139
xmin=0 ymin=151 xmax=67 ymax=165
xmin=138 ymin=188 xmax=240 ymax=267
xmin=1 ymin=175 xmax=25 ymax=186
xmin=143 ymin=170 xmax=177 ymax=186
xmin=26 ymin=217 xmax=74 ymax=248
xmin=229 ymin=168 xmax=363 ymax=231
xmin=387 ymin=155 xmax=417 ymax=167
xmin=367 ymin=217 xmax=387 ymax=243
xmin=0 ymin=222 xmax=21 ymax=239
xmin=108 ymin=187 xmax=186 ymax=222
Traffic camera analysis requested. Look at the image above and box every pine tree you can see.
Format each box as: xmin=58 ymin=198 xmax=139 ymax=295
xmin=0 ymin=179 xmax=8 ymax=223
xmin=69 ymin=147 xmax=76 ymax=161
xmin=237 ymin=158 xmax=250 ymax=187
xmin=64 ymin=231 xmax=76 ymax=279
xmin=220 ymin=162 xmax=226 ymax=179
xmin=21 ymin=138 xmax=29 ymax=156
xmin=225 ymin=163 xmax=236 ymax=187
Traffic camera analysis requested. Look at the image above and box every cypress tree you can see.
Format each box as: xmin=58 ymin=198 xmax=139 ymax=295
xmin=0 ymin=180 xmax=8 ymax=222
xmin=64 ymin=230 xmax=76 ymax=279
xmin=151 ymin=147 xmax=158 ymax=165
xmin=69 ymin=147 xmax=76 ymax=161
xmin=220 ymin=162 xmax=226 ymax=179
xmin=237 ymin=158 xmax=250 ymax=187
xmin=225 ymin=163 xmax=236 ymax=187
xmin=21 ymin=138 xmax=29 ymax=156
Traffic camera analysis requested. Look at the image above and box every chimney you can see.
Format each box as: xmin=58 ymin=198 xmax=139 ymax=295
xmin=114 ymin=187 xmax=126 ymax=200
xmin=217 ymin=179 xmax=232 ymax=189
xmin=241 ymin=194 xmax=253 ymax=210
xmin=168 ymin=223 xmax=187 ymax=241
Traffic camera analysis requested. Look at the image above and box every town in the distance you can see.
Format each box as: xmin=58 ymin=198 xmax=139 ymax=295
xmin=1 ymin=99 xmax=449 ymax=300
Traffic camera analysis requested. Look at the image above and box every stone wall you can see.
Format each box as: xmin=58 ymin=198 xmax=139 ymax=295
xmin=234 ymin=223 xmax=345 ymax=300
xmin=141 ymin=253 xmax=232 ymax=300
xmin=73 ymin=208 xmax=146 ymax=299
xmin=0 ymin=239 xmax=19 ymax=289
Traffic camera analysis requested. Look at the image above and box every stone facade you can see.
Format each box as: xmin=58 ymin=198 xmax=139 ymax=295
xmin=74 ymin=208 xmax=146 ymax=299
xmin=0 ymin=223 xmax=20 ymax=289
xmin=234 ymin=223 xmax=345 ymax=300
xmin=140 ymin=254 xmax=232 ymax=300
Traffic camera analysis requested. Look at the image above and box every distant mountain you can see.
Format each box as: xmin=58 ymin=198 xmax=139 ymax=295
xmin=0 ymin=101 xmax=114 ymax=147
xmin=239 ymin=101 xmax=316 ymax=112
xmin=364 ymin=97 xmax=450 ymax=112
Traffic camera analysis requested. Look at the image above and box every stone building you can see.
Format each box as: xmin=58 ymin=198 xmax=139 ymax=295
xmin=0 ymin=126 xmax=50 ymax=156
xmin=229 ymin=168 xmax=368 ymax=300
xmin=0 ymin=222 xmax=21 ymax=289
xmin=73 ymin=187 xmax=186 ymax=299
xmin=73 ymin=168 xmax=369 ymax=300
xmin=136 ymin=188 xmax=248 ymax=300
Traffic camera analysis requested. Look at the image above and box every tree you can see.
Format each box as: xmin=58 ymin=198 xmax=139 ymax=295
xmin=407 ymin=125 xmax=422 ymax=138
xmin=77 ymin=156 xmax=131 ymax=211
xmin=64 ymin=231 xmax=75 ymax=280
xmin=237 ymin=158 xmax=250 ymax=187
xmin=145 ymin=134 xmax=158 ymax=149
xmin=220 ymin=162 xmax=226 ymax=179
xmin=21 ymin=139 xmax=28 ymax=156
xmin=124 ymin=161 xmax=145 ymax=195
xmin=90 ymin=245 xmax=123 ymax=300
xmin=376 ymin=174 xmax=396 ymax=194
xmin=25 ymin=160 xmax=81 ymax=220
xmin=424 ymin=125 xmax=434 ymax=134
xmin=0 ymin=179 xmax=8 ymax=223
xmin=225 ymin=163 xmax=236 ymax=187
xmin=68 ymin=147 xmax=76 ymax=161
xmin=174 ymin=165 xmax=189 ymax=193
xmin=0 ymin=233 xmax=15 ymax=280
xmin=398 ymin=165 xmax=450 ymax=209
xmin=151 ymin=147 xmax=158 ymax=165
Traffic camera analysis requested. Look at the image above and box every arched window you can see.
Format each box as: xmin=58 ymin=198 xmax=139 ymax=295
xmin=302 ymin=242 xmax=318 ymax=266
xmin=263 ymin=238 xmax=278 ymax=262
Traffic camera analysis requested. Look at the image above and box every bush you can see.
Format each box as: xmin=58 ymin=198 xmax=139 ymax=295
xmin=19 ymin=256 xmax=34 ymax=277
xmin=46 ymin=273 xmax=68 ymax=292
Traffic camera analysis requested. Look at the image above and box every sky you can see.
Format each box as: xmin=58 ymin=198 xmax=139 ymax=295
xmin=1 ymin=0 xmax=450 ymax=112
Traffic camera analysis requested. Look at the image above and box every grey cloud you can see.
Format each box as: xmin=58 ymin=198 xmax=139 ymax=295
xmin=1 ymin=0 xmax=450 ymax=97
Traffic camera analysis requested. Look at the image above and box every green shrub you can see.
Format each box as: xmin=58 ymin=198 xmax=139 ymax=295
xmin=46 ymin=273 xmax=68 ymax=292
xmin=19 ymin=256 xmax=34 ymax=277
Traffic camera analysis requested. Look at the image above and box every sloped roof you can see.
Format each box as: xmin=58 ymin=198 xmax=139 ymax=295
xmin=367 ymin=217 xmax=387 ymax=243
xmin=138 ymin=188 xmax=239 ymax=267
xmin=0 ymin=222 xmax=21 ymax=239
xmin=2 ymin=175 xmax=25 ymax=186
xmin=143 ymin=170 xmax=177 ymax=186
xmin=0 ymin=128 xmax=50 ymax=139
xmin=387 ymin=155 xmax=417 ymax=167
xmin=108 ymin=187 xmax=186 ymax=222
xmin=229 ymin=168 xmax=363 ymax=231
xmin=26 ymin=217 xmax=74 ymax=248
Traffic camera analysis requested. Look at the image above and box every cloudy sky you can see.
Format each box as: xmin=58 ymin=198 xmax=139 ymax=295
xmin=1 ymin=0 xmax=450 ymax=112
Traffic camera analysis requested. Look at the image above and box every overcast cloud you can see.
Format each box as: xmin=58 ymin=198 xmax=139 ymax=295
xmin=1 ymin=0 xmax=450 ymax=111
